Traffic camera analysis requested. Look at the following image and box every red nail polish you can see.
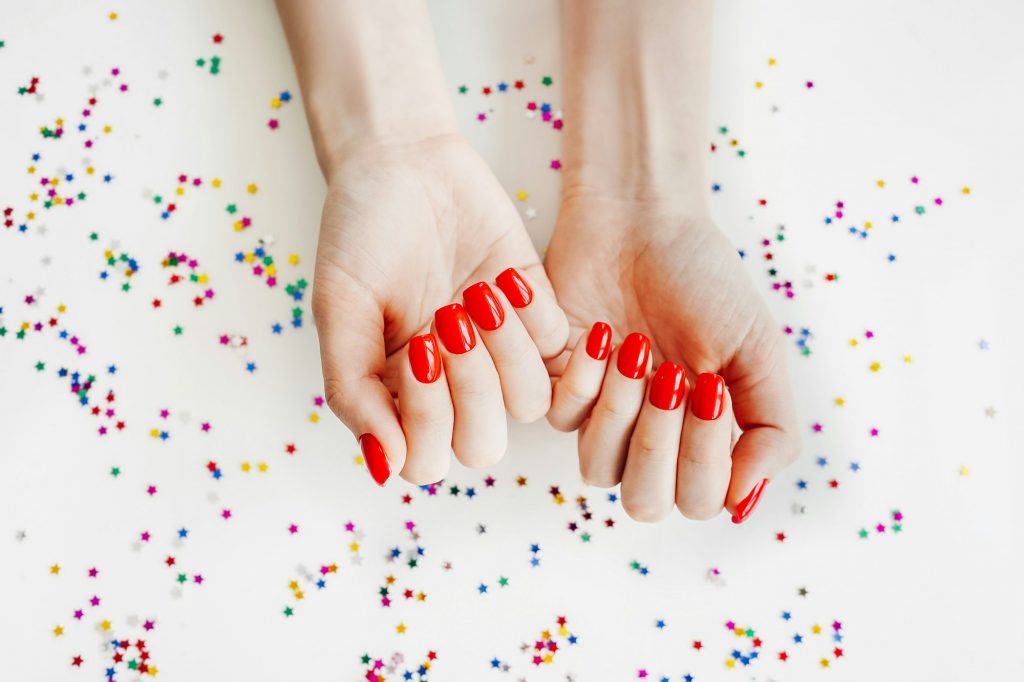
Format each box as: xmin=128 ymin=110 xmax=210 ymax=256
xmin=585 ymin=321 xmax=612 ymax=360
xmin=494 ymin=267 xmax=533 ymax=308
xmin=691 ymin=372 xmax=725 ymax=420
xmin=649 ymin=361 xmax=686 ymax=410
xmin=409 ymin=333 xmax=441 ymax=383
xmin=731 ymin=478 xmax=768 ymax=524
xmin=462 ymin=282 xmax=505 ymax=331
xmin=359 ymin=433 xmax=390 ymax=486
xmin=616 ymin=332 xmax=650 ymax=379
xmin=434 ymin=303 xmax=476 ymax=354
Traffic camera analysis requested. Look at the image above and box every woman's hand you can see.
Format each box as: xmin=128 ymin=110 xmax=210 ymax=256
xmin=314 ymin=133 xmax=568 ymax=485
xmin=544 ymin=194 xmax=799 ymax=523
xmin=277 ymin=1 xmax=567 ymax=486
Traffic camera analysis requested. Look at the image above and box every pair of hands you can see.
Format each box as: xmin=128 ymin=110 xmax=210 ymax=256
xmin=314 ymin=133 xmax=799 ymax=524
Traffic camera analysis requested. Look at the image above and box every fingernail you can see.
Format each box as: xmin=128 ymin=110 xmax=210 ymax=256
xmin=434 ymin=303 xmax=476 ymax=354
xmin=409 ymin=333 xmax=441 ymax=383
xmin=616 ymin=332 xmax=650 ymax=379
xmin=731 ymin=478 xmax=768 ymax=524
xmin=649 ymin=361 xmax=686 ymax=410
xmin=359 ymin=433 xmax=390 ymax=486
xmin=463 ymin=281 xmax=505 ymax=331
xmin=585 ymin=321 xmax=612 ymax=360
xmin=494 ymin=267 xmax=533 ymax=308
xmin=691 ymin=372 xmax=725 ymax=420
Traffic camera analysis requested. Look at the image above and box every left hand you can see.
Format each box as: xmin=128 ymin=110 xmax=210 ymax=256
xmin=544 ymin=190 xmax=800 ymax=523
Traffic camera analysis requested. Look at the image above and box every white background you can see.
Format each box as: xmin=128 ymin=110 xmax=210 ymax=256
xmin=1 ymin=1 xmax=1023 ymax=680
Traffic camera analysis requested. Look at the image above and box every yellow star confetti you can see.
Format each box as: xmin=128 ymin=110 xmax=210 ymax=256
xmin=246 ymin=183 xmax=258 ymax=194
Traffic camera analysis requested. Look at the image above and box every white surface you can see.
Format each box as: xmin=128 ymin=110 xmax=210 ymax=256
xmin=1 ymin=1 xmax=1022 ymax=680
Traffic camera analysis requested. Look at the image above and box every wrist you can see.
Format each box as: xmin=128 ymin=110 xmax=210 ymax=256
xmin=278 ymin=0 xmax=457 ymax=177
xmin=560 ymin=0 xmax=712 ymax=211
xmin=311 ymin=94 xmax=457 ymax=178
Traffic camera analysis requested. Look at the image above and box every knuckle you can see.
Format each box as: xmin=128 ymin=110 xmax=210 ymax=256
xmin=579 ymin=464 xmax=621 ymax=489
xmin=676 ymin=500 xmax=722 ymax=521
xmin=323 ymin=379 xmax=355 ymax=426
xmin=593 ymin=397 xmax=641 ymax=423
xmin=401 ymin=457 xmax=450 ymax=486
xmin=558 ymin=377 xmax=598 ymax=409
xmin=534 ymin=312 xmax=570 ymax=359
xmin=629 ymin=435 xmax=676 ymax=464
xmin=622 ymin=498 xmax=670 ymax=523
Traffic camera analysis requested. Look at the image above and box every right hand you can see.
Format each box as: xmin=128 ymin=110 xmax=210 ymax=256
xmin=313 ymin=133 xmax=568 ymax=486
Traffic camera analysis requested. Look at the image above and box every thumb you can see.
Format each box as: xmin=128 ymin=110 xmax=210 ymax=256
xmin=723 ymin=326 xmax=801 ymax=523
xmin=313 ymin=271 xmax=407 ymax=487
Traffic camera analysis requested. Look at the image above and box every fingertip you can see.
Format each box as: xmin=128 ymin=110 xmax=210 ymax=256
xmin=730 ymin=478 xmax=768 ymax=524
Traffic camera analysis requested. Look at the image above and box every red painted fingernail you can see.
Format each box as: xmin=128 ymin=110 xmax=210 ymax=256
xmin=434 ymin=303 xmax=476 ymax=354
xmin=462 ymin=282 xmax=505 ymax=331
xmin=616 ymin=332 xmax=650 ymax=379
xmin=494 ymin=267 xmax=533 ymax=308
xmin=649 ymin=361 xmax=686 ymax=410
xmin=731 ymin=478 xmax=768 ymax=524
xmin=585 ymin=321 xmax=612 ymax=360
xmin=409 ymin=333 xmax=441 ymax=383
xmin=691 ymin=372 xmax=725 ymax=420
xmin=359 ymin=433 xmax=390 ymax=486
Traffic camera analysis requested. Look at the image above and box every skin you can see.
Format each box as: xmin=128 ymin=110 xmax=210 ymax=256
xmin=277 ymin=0 xmax=568 ymax=485
xmin=547 ymin=0 xmax=800 ymax=520
xmin=276 ymin=0 xmax=800 ymax=520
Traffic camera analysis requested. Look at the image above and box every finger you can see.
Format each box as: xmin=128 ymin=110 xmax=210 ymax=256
xmin=676 ymin=373 xmax=734 ymax=520
xmin=432 ymin=303 xmax=507 ymax=468
xmin=314 ymin=272 xmax=405 ymax=487
xmin=494 ymin=266 xmax=569 ymax=359
xmin=462 ymin=281 xmax=550 ymax=423
xmin=547 ymin=322 xmax=613 ymax=432
xmin=725 ymin=332 xmax=800 ymax=523
xmin=397 ymin=333 xmax=455 ymax=485
xmin=621 ymin=362 xmax=687 ymax=522
xmin=577 ymin=332 xmax=652 ymax=487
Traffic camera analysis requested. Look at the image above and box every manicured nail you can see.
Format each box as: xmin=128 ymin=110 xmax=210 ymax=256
xmin=359 ymin=433 xmax=390 ymax=486
xmin=494 ymin=267 xmax=533 ymax=308
xmin=649 ymin=361 xmax=686 ymax=410
xmin=463 ymin=281 xmax=505 ymax=331
xmin=731 ymin=478 xmax=768 ymax=524
xmin=434 ymin=303 xmax=476 ymax=354
xmin=691 ymin=372 xmax=725 ymax=420
xmin=585 ymin=321 xmax=612 ymax=360
xmin=616 ymin=332 xmax=650 ymax=379
xmin=409 ymin=333 xmax=441 ymax=383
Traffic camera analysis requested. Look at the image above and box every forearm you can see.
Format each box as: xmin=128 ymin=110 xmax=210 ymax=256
xmin=561 ymin=0 xmax=712 ymax=209
xmin=276 ymin=0 xmax=456 ymax=176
